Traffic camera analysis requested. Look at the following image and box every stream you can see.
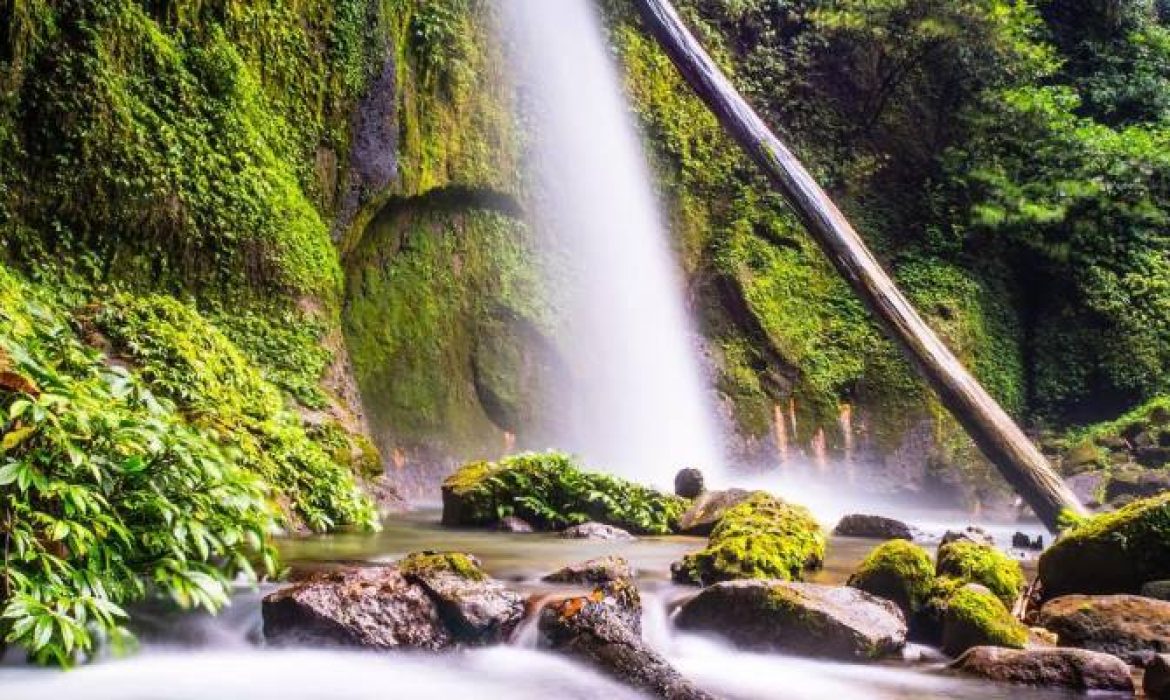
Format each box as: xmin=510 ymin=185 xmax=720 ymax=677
xmin=0 ymin=508 xmax=1086 ymax=700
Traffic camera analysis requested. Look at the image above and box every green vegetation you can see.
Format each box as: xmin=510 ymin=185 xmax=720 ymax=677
xmin=848 ymin=540 xmax=936 ymax=617
xmin=441 ymin=452 xmax=689 ymax=536
xmin=0 ymin=269 xmax=277 ymax=666
xmin=672 ymin=492 xmax=825 ymax=585
xmin=1040 ymin=492 xmax=1170 ymax=596
xmin=940 ymin=585 xmax=1028 ymax=657
xmin=935 ymin=541 xmax=1026 ymax=608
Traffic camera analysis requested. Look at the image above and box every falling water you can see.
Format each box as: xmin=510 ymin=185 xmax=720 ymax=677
xmin=502 ymin=0 xmax=723 ymax=487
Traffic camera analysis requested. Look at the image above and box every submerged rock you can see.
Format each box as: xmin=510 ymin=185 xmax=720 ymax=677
xmin=674 ymin=580 xmax=907 ymax=661
xmin=674 ymin=468 xmax=706 ymax=499
xmin=1146 ymin=654 xmax=1170 ymax=699
xmin=940 ymin=584 xmax=1028 ymax=657
xmin=262 ymin=553 xmax=524 ymax=650
xmin=675 ymin=488 xmax=752 ymax=536
xmin=671 ymin=492 xmax=825 ymax=585
xmin=539 ymin=595 xmax=713 ymax=700
xmin=441 ymin=453 xmax=686 ymax=535
xmin=561 ymin=522 xmax=634 ymax=541
xmin=833 ymin=514 xmax=914 ymax=541
xmin=1039 ymin=493 xmax=1170 ymax=597
xmin=1039 ymin=594 xmax=1170 ymax=665
xmin=497 ymin=516 xmax=534 ymax=533
xmin=951 ymin=647 xmax=1134 ymax=692
xmin=262 ymin=566 xmax=451 ymax=650
xmin=847 ymin=540 xmax=935 ymax=620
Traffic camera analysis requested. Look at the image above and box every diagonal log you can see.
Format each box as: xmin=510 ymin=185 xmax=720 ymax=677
xmin=631 ymin=0 xmax=1086 ymax=531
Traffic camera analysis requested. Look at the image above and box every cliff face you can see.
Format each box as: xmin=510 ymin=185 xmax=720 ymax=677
xmin=3 ymin=0 xmax=1165 ymax=511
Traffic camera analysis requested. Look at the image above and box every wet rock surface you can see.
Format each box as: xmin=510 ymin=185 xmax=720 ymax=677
xmin=560 ymin=522 xmax=634 ymax=540
xmin=262 ymin=566 xmax=451 ymax=650
xmin=675 ymin=488 xmax=752 ymax=536
xmin=543 ymin=556 xmax=641 ymax=633
xmin=940 ymin=526 xmax=995 ymax=548
xmin=1039 ymin=594 xmax=1170 ymax=665
xmin=833 ymin=514 xmax=914 ymax=541
xmin=262 ymin=553 xmax=524 ymax=650
xmin=951 ymin=646 xmax=1134 ymax=692
xmin=539 ymin=596 xmax=713 ymax=700
xmin=497 ymin=515 xmax=535 ymax=533
xmin=674 ymin=580 xmax=907 ymax=660
xmin=1143 ymin=580 xmax=1170 ymax=601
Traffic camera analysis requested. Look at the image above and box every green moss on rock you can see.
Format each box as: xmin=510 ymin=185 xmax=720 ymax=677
xmin=441 ymin=452 xmax=688 ymax=536
xmin=672 ymin=492 xmax=825 ymax=585
xmin=848 ymin=540 xmax=936 ymax=617
xmin=398 ymin=552 xmax=486 ymax=582
xmin=941 ymin=585 xmax=1028 ymax=657
xmin=936 ymin=541 xmax=1026 ymax=608
xmin=1040 ymin=493 xmax=1170 ymax=597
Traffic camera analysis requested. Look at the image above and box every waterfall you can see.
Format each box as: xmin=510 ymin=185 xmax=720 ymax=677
xmin=502 ymin=0 xmax=724 ymax=488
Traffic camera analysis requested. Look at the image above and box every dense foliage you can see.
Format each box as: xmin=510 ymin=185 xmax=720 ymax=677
xmin=442 ymin=452 xmax=689 ymax=535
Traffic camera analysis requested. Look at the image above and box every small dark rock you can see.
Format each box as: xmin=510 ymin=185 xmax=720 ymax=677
xmin=674 ymin=580 xmax=907 ymax=660
xmin=833 ymin=514 xmax=914 ymax=541
xmin=940 ymin=526 xmax=995 ymax=548
xmin=1136 ymin=446 xmax=1170 ymax=469
xmin=497 ymin=516 xmax=534 ymax=533
xmin=1040 ymin=594 xmax=1170 ymax=665
xmin=674 ymin=468 xmax=706 ymax=499
xmin=675 ymin=488 xmax=752 ymax=536
xmin=539 ymin=596 xmax=713 ymax=700
xmin=1146 ymin=654 xmax=1170 ymax=699
xmin=560 ymin=522 xmax=634 ymax=541
xmin=951 ymin=647 xmax=1134 ymax=692
xmin=1011 ymin=532 xmax=1044 ymax=550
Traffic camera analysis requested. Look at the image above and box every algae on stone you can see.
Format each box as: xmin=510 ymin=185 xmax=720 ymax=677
xmin=848 ymin=540 xmax=936 ymax=618
xmin=1040 ymin=493 xmax=1170 ymax=597
xmin=672 ymin=492 xmax=825 ymax=585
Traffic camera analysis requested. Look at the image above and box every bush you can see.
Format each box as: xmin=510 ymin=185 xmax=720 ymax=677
xmin=441 ymin=452 xmax=688 ymax=535
xmin=0 ymin=270 xmax=276 ymax=666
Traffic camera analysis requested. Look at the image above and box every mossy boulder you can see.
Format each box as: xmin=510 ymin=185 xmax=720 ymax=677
xmin=396 ymin=552 xmax=524 ymax=645
xmin=847 ymin=540 xmax=936 ymax=619
xmin=674 ymin=581 xmax=907 ymax=660
xmin=1039 ymin=493 xmax=1170 ymax=597
xmin=940 ymin=585 xmax=1028 ymax=657
xmin=671 ymin=492 xmax=825 ymax=585
xmin=440 ymin=452 xmax=688 ymax=535
xmin=936 ymin=541 xmax=1025 ymax=607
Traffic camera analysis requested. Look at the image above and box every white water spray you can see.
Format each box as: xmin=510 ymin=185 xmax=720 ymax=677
xmin=503 ymin=0 xmax=723 ymax=487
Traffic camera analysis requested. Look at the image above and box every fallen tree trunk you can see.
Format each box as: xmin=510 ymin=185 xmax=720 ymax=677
xmin=631 ymin=0 xmax=1086 ymax=531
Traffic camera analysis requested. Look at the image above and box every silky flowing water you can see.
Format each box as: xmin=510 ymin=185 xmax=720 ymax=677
xmin=1 ymin=508 xmax=1079 ymax=700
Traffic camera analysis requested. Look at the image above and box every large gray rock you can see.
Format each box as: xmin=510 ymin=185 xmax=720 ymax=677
xmin=833 ymin=514 xmax=914 ymax=541
xmin=543 ymin=556 xmax=641 ymax=633
xmin=675 ymin=488 xmax=752 ymax=536
xmin=952 ymin=647 xmax=1134 ymax=692
xmin=539 ymin=596 xmax=713 ymax=700
xmin=674 ymin=580 xmax=906 ymax=660
xmin=263 ymin=566 xmax=451 ymax=650
xmin=262 ymin=553 xmax=524 ymax=650
xmin=1040 ymin=594 xmax=1170 ymax=665
xmin=399 ymin=553 xmax=525 ymax=644
xmin=1146 ymin=654 xmax=1170 ymax=699
xmin=561 ymin=522 xmax=634 ymax=541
